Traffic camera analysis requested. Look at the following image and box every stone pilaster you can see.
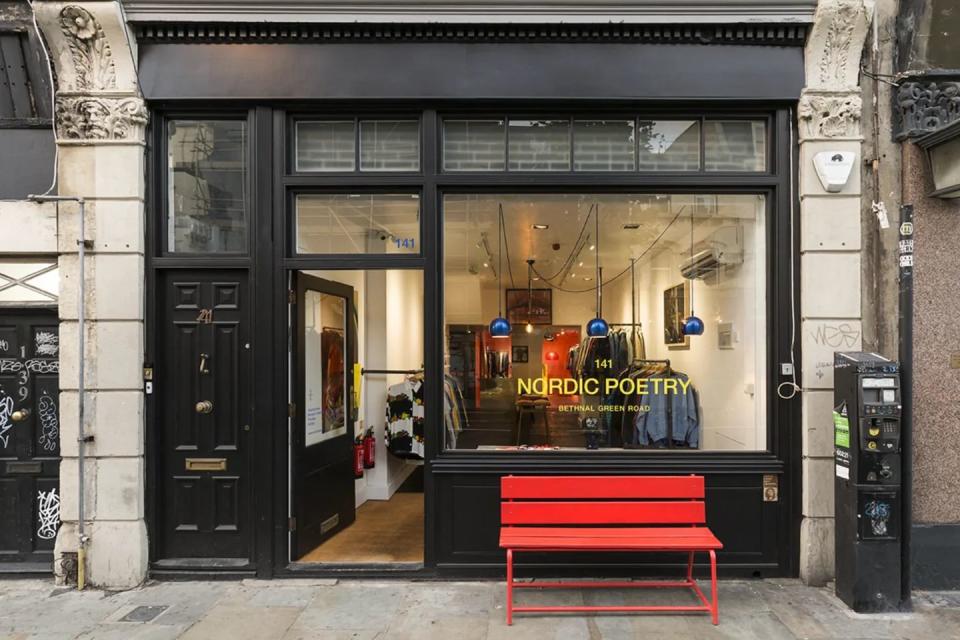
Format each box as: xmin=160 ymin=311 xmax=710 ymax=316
xmin=33 ymin=1 xmax=147 ymax=589
xmin=797 ymin=0 xmax=874 ymax=586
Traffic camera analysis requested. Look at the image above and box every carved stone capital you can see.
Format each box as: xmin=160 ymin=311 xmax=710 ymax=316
xmin=804 ymin=0 xmax=874 ymax=92
xmin=896 ymin=80 xmax=960 ymax=140
xmin=798 ymin=90 xmax=863 ymax=140
xmin=56 ymin=95 xmax=147 ymax=141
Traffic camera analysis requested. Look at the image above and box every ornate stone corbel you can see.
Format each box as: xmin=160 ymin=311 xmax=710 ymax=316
xmin=59 ymin=5 xmax=116 ymax=91
xmin=798 ymin=91 xmax=863 ymax=140
xmin=896 ymin=80 xmax=960 ymax=139
xmin=804 ymin=0 xmax=874 ymax=92
xmin=56 ymin=95 xmax=147 ymax=141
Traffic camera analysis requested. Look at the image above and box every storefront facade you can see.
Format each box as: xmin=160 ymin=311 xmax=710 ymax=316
xmin=1 ymin=0 xmax=885 ymax=588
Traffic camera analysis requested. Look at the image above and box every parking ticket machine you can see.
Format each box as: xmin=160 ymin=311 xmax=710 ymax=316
xmin=834 ymin=352 xmax=905 ymax=612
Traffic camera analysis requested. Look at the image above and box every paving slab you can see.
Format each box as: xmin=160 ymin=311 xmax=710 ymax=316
xmin=178 ymin=605 xmax=301 ymax=640
xmin=0 ymin=578 xmax=958 ymax=639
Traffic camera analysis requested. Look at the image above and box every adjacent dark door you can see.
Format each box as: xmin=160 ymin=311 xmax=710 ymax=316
xmin=156 ymin=271 xmax=252 ymax=561
xmin=292 ymin=273 xmax=356 ymax=560
xmin=0 ymin=311 xmax=60 ymax=568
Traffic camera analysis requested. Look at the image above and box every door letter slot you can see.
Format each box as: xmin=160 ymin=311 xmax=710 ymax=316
xmin=185 ymin=458 xmax=227 ymax=471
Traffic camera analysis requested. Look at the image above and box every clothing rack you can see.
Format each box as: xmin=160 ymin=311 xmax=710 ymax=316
xmin=608 ymin=322 xmax=645 ymax=359
xmin=633 ymin=358 xmax=670 ymax=367
xmin=361 ymin=368 xmax=423 ymax=375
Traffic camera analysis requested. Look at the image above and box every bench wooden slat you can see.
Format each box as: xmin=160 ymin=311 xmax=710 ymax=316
xmin=502 ymin=475 xmax=704 ymax=499
xmin=501 ymin=501 xmax=706 ymax=525
xmin=500 ymin=527 xmax=718 ymax=539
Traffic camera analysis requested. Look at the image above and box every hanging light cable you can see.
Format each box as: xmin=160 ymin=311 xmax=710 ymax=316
xmin=489 ymin=203 xmax=511 ymax=338
xmin=525 ymin=259 xmax=535 ymax=334
xmin=586 ymin=203 xmax=609 ymax=337
xmin=683 ymin=208 xmax=705 ymax=336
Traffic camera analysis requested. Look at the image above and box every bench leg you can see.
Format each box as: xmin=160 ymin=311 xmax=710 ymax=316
xmin=709 ymin=549 xmax=719 ymax=625
xmin=506 ymin=548 xmax=514 ymax=625
xmin=686 ymin=550 xmax=694 ymax=582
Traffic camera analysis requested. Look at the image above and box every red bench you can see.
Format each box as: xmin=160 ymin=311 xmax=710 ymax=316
xmin=499 ymin=475 xmax=722 ymax=625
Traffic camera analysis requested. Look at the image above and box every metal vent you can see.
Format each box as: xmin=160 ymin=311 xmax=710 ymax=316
xmin=135 ymin=22 xmax=808 ymax=46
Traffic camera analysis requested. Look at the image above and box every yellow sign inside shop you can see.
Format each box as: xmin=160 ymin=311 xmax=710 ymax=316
xmin=517 ymin=375 xmax=692 ymax=397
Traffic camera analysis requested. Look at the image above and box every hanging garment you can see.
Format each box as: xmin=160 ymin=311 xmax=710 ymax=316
xmin=443 ymin=374 xmax=469 ymax=449
xmin=633 ymin=372 xmax=701 ymax=448
xmin=386 ymin=378 xmax=425 ymax=459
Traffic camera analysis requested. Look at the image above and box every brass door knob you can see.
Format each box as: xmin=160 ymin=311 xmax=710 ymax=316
xmin=11 ymin=409 xmax=30 ymax=422
xmin=195 ymin=400 xmax=214 ymax=414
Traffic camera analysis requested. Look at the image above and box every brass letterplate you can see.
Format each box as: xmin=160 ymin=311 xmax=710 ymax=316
xmin=185 ymin=458 xmax=227 ymax=472
xmin=6 ymin=461 xmax=42 ymax=474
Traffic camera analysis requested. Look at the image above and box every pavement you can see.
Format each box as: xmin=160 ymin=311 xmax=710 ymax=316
xmin=1 ymin=577 xmax=959 ymax=639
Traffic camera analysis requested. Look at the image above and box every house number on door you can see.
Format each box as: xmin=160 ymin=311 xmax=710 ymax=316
xmin=196 ymin=309 xmax=214 ymax=324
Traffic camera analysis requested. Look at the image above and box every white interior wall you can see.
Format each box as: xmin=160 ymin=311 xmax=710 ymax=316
xmin=627 ymin=214 xmax=766 ymax=451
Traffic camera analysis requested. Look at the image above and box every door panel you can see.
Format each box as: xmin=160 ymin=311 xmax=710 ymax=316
xmin=157 ymin=271 xmax=252 ymax=561
xmin=0 ymin=311 xmax=60 ymax=567
xmin=292 ymin=273 xmax=357 ymax=560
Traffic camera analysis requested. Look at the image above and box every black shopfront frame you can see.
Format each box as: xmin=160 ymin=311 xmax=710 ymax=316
xmin=145 ymin=103 xmax=800 ymax=580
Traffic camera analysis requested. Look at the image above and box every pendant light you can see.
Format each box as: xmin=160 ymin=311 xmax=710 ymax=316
xmin=525 ymin=259 xmax=535 ymax=334
xmin=489 ymin=204 xmax=511 ymax=338
xmin=682 ymin=208 xmax=705 ymax=336
xmin=586 ymin=203 xmax=609 ymax=337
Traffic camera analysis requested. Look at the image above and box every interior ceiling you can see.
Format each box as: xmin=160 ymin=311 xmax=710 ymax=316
xmin=294 ymin=193 xmax=760 ymax=281
xmin=442 ymin=194 xmax=760 ymax=286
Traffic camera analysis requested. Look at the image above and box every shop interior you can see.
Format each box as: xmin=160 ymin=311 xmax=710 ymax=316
xmin=443 ymin=193 xmax=767 ymax=452
xmin=288 ymin=190 xmax=766 ymax=563
xmin=292 ymin=268 xmax=425 ymax=564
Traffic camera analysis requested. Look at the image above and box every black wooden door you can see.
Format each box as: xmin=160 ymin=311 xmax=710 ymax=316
xmin=292 ymin=273 xmax=356 ymax=560
xmin=0 ymin=311 xmax=60 ymax=568
xmin=157 ymin=272 xmax=252 ymax=561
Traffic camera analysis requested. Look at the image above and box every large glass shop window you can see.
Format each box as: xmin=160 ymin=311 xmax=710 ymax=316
xmin=167 ymin=120 xmax=247 ymax=253
xmin=442 ymin=193 xmax=767 ymax=452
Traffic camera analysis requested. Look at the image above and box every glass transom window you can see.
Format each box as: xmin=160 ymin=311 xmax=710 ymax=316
xmin=295 ymin=193 xmax=421 ymax=255
xmin=441 ymin=115 xmax=767 ymax=173
xmin=295 ymin=119 xmax=421 ymax=173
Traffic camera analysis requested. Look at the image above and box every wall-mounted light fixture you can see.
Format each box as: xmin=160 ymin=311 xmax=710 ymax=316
xmin=917 ymin=119 xmax=960 ymax=199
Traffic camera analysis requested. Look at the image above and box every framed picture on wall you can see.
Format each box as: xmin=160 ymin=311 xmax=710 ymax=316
xmin=512 ymin=346 xmax=529 ymax=363
xmin=663 ymin=282 xmax=690 ymax=349
xmin=506 ymin=288 xmax=553 ymax=325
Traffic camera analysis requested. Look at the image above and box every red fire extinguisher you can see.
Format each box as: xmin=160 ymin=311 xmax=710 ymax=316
xmin=363 ymin=428 xmax=376 ymax=469
xmin=353 ymin=436 xmax=365 ymax=478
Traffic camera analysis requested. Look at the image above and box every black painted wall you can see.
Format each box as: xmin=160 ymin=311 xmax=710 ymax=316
xmin=0 ymin=2 xmax=55 ymax=199
xmin=912 ymin=524 xmax=960 ymax=589
xmin=0 ymin=129 xmax=55 ymax=199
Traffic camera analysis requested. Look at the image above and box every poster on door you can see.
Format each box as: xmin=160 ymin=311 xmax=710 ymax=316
xmin=304 ymin=290 xmax=346 ymax=447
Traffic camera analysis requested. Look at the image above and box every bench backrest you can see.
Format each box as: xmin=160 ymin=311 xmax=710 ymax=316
xmin=501 ymin=475 xmax=705 ymax=526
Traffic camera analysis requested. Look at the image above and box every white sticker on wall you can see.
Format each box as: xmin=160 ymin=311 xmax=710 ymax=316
xmin=835 ymin=464 xmax=850 ymax=480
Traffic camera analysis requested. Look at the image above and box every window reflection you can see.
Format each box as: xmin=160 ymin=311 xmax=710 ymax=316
xmin=167 ymin=120 xmax=247 ymax=253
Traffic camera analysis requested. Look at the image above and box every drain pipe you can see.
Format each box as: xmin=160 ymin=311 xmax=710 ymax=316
xmin=29 ymin=194 xmax=89 ymax=590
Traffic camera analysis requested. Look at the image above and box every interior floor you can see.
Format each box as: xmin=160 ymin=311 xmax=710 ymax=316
xmin=299 ymin=471 xmax=424 ymax=564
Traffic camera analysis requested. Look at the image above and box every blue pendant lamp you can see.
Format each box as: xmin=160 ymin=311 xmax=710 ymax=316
xmin=489 ymin=204 xmax=511 ymax=338
xmin=587 ymin=203 xmax=609 ymax=337
xmin=683 ymin=208 xmax=705 ymax=336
